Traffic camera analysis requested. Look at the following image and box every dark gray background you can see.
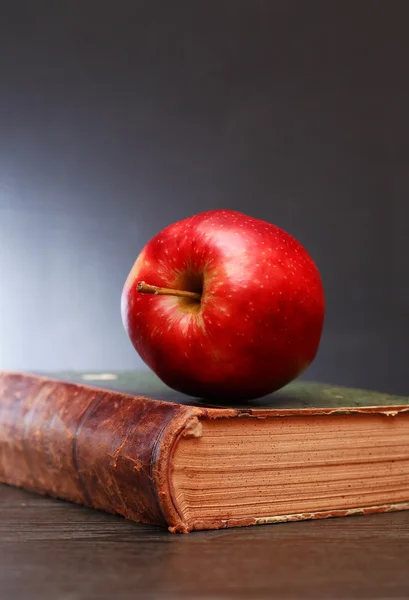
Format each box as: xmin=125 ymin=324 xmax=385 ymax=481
xmin=0 ymin=1 xmax=408 ymax=394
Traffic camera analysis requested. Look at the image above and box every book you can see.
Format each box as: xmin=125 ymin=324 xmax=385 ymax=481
xmin=0 ymin=370 xmax=408 ymax=533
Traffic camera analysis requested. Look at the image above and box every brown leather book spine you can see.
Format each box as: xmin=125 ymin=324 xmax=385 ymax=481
xmin=0 ymin=372 xmax=199 ymax=531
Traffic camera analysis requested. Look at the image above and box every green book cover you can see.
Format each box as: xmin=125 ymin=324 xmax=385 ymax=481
xmin=36 ymin=370 xmax=409 ymax=410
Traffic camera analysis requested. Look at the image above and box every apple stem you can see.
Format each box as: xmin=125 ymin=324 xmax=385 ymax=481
xmin=136 ymin=281 xmax=201 ymax=302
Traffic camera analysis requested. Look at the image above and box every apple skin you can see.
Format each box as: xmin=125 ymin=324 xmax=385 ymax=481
xmin=121 ymin=209 xmax=325 ymax=402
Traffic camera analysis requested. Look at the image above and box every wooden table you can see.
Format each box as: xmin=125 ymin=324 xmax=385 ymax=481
xmin=1 ymin=484 xmax=408 ymax=600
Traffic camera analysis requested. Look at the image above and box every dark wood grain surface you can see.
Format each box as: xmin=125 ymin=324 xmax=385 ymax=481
xmin=1 ymin=484 xmax=408 ymax=600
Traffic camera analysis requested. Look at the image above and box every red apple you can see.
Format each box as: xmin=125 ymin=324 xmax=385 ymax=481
xmin=121 ymin=209 xmax=325 ymax=401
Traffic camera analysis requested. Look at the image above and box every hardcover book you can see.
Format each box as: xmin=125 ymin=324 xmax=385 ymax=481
xmin=0 ymin=370 xmax=408 ymax=533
